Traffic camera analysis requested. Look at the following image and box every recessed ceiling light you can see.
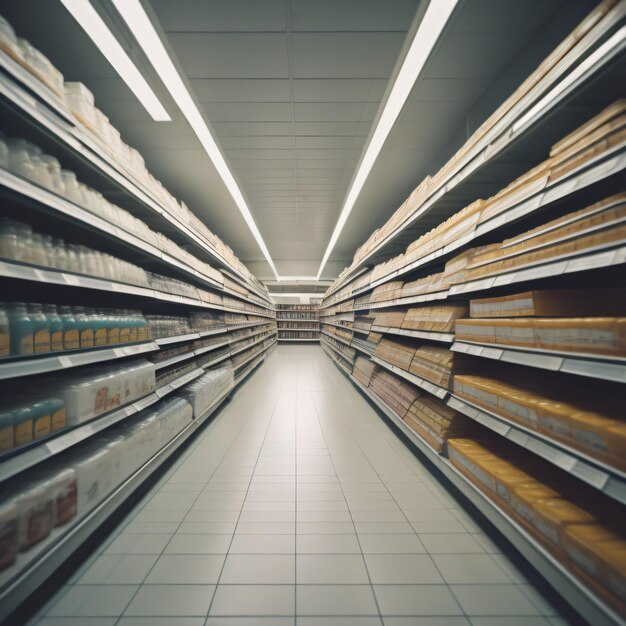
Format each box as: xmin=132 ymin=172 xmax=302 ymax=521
xmin=60 ymin=0 xmax=170 ymax=121
xmin=316 ymin=0 xmax=459 ymax=280
xmin=111 ymin=0 xmax=279 ymax=280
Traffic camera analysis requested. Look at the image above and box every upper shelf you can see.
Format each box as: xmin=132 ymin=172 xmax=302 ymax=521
xmin=323 ymin=143 xmax=626 ymax=309
xmin=451 ymin=340 xmax=626 ymax=384
xmin=0 ymin=51 xmax=272 ymax=306
xmin=324 ymin=13 xmax=626 ymax=300
xmin=0 ymin=258 xmax=276 ymax=318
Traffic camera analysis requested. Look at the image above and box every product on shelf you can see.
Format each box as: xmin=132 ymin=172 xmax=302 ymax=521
xmin=469 ymin=288 xmax=626 ymax=318
xmin=447 ymin=436 xmax=626 ymax=614
xmin=352 ymin=356 xmax=376 ymax=387
xmin=409 ymin=345 xmax=465 ymax=388
xmin=50 ymin=359 xmax=156 ymax=424
xmin=155 ymin=360 xmax=197 ymax=388
xmin=0 ymin=218 xmax=149 ymax=287
xmin=372 ymin=309 xmax=406 ymax=328
xmin=453 ymin=372 xmax=626 ymax=471
xmin=368 ymin=367 xmax=420 ymax=419
xmin=354 ymin=316 xmax=374 ymax=332
xmin=352 ymin=333 xmax=379 ymax=355
xmin=455 ymin=317 xmax=626 ymax=356
xmin=178 ymin=363 xmax=234 ymax=417
xmin=402 ymin=305 xmax=467 ymax=332
xmin=465 ymin=192 xmax=626 ymax=281
xmin=1 ymin=303 xmax=150 ymax=357
xmin=373 ymin=337 xmax=416 ymax=371
xmin=1 ymin=396 xmax=66 ymax=454
xmin=404 ymin=395 xmax=478 ymax=453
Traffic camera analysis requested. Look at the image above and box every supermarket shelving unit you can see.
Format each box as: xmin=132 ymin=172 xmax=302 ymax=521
xmin=319 ymin=4 xmax=626 ymax=624
xmin=276 ymin=304 xmax=320 ymax=342
xmin=0 ymin=41 xmax=277 ymax=619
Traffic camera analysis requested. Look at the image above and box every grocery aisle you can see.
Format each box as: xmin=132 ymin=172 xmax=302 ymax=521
xmin=31 ymin=345 xmax=572 ymax=625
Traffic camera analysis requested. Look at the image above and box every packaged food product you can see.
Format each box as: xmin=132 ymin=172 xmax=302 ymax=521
xmin=15 ymin=482 xmax=54 ymax=551
xmin=0 ymin=501 xmax=19 ymax=572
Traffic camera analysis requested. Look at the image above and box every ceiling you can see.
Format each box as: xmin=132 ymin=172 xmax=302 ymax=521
xmin=0 ymin=0 xmax=596 ymax=287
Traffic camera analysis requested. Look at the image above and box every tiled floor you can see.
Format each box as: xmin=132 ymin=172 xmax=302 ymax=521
xmin=31 ymin=345 xmax=574 ymax=625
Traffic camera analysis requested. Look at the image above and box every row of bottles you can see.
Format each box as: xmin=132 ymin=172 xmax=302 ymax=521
xmin=0 ymin=303 xmax=150 ymax=358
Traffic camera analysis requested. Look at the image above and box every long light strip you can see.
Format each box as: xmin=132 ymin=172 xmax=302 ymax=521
xmin=316 ymin=0 xmax=458 ymax=280
xmin=60 ymin=0 xmax=170 ymax=121
xmin=112 ymin=0 xmax=279 ymax=280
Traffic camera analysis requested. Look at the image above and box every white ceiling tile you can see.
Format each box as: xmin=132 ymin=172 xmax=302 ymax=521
xmin=225 ymin=122 xmax=294 ymax=135
xmin=231 ymin=136 xmax=295 ymax=149
xmin=217 ymin=102 xmax=293 ymax=122
xmin=190 ymin=79 xmax=290 ymax=102
xmin=294 ymin=121 xmax=369 ymax=136
xmin=167 ymin=33 xmax=289 ymax=78
xmin=153 ymin=0 xmax=286 ymax=32
xmin=294 ymin=102 xmax=373 ymax=122
xmin=292 ymin=33 xmax=406 ymax=78
xmin=295 ymin=135 xmax=365 ymax=149
xmin=293 ymin=79 xmax=387 ymax=102
xmin=291 ymin=0 xmax=419 ymax=31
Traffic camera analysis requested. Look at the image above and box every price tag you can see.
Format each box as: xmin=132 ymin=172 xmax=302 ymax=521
xmin=58 ymin=355 xmax=72 ymax=368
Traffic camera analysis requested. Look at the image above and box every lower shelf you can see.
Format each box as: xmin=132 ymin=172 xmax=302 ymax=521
xmin=322 ymin=350 xmax=623 ymax=626
xmin=0 ymin=352 xmax=271 ymax=621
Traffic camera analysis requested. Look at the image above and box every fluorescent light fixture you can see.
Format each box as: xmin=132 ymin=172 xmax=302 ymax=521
xmin=316 ymin=0 xmax=458 ymax=280
xmin=112 ymin=0 xmax=279 ymax=280
xmin=59 ymin=0 xmax=170 ymax=121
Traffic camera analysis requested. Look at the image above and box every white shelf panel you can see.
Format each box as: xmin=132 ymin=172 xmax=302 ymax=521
xmin=447 ymin=395 xmax=626 ymax=505
xmin=153 ymin=350 xmax=196 ymax=371
xmin=321 ymin=330 xmax=353 ymax=348
xmin=154 ymin=367 xmax=205 ymax=398
xmin=320 ymin=336 xmax=355 ymax=363
xmin=354 ymin=291 xmax=449 ymax=311
xmin=194 ymin=340 xmax=231 ymax=357
xmin=229 ymin=333 xmax=272 ymax=357
xmin=451 ymin=341 xmax=626 ymax=384
xmin=155 ymin=333 xmax=201 ymax=346
xmin=449 ymin=242 xmax=626 ymax=297
xmin=370 ymin=356 xmax=449 ymax=400
xmin=370 ymin=326 xmax=454 ymax=343
xmin=277 ymin=338 xmax=319 ymax=342
xmin=0 ymin=341 xmax=158 ymax=380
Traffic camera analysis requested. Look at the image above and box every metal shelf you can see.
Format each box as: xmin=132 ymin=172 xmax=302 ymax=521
xmin=234 ymin=354 xmax=265 ymax=382
xmin=0 ymin=392 xmax=155 ymax=483
xmin=277 ymin=338 xmax=319 ymax=342
xmin=371 ymin=326 xmax=454 ymax=343
xmin=0 ymin=341 xmax=158 ymax=380
xmin=323 ymin=148 xmax=626 ymax=308
xmin=370 ymin=356 xmax=449 ymax=400
xmin=155 ymin=333 xmax=201 ymax=346
xmin=153 ymin=350 xmax=196 ymax=371
xmin=0 ymin=167 xmax=229 ymax=293
xmin=323 ymin=345 xmax=353 ymax=376
xmin=321 ymin=330 xmax=353 ymax=348
xmin=194 ymin=340 xmax=231 ymax=357
xmin=200 ymin=351 xmax=233 ymax=370
xmin=323 ymin=18 xmax=626 ymax=298
xmin=449 ymin=241 xmax=626 ymax=297
xmin=447 ymin=395 xmax=626 ymax=505
xmin=155 ymin=367 xmax=205 ymax=398
xmin=0 ymin=361 xmax=240 ymax=622
xmin=0 ymin=52 xmax=272 ymax=303
xmin=354 ymin=291 xmax=449 ymax=311
xmin=229 ymin=326 xmax=274 ymax=343
xmin=276 ymin=327 xmax=319 ymax=331
xmin=229 ymin=333 xmax=272 ymax=357
xmin=352 ymin=327 xmax=371 ymax=335
xmin=330 ymin=358 xmax=624 ymax=626
xmin=0 ymin=258 xmax=275 ymax=317
xmin=320 ymin=336 xmax=354 ymax=363
xmin=451 ymin=341 xmax=626 ymax=384
xmin=322 ymin=321 xmax=353 ymax=331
